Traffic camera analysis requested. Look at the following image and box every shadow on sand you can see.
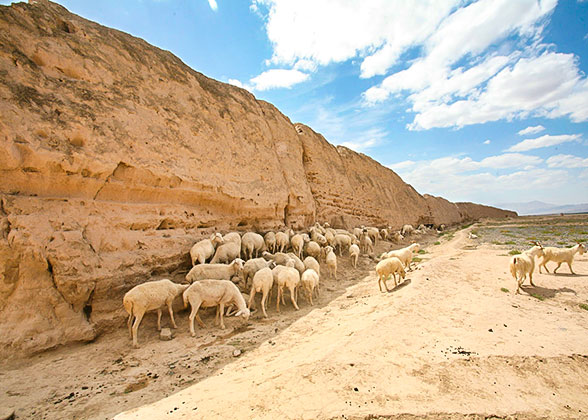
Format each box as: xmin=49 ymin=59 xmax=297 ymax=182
xmin=386 ymin=278 xmax=412 ymax=293
xmin=521 ymin=284 xmax=577 ymax=299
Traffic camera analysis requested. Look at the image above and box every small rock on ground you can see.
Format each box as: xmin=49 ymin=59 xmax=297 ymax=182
xmin=160 ymin=328 xmax=173 ymax=341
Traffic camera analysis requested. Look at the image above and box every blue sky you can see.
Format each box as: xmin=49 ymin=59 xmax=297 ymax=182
xmin=4 ymin=0 xmax=588 ymax=206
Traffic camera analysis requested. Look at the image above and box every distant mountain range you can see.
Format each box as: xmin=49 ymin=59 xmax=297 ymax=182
xmin=495 ymin=201 xmax=588 ymax=216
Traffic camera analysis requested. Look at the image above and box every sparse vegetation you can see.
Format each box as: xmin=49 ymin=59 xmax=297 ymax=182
xmin=417 ymin=249 xmax=427 ymax=254
xmin=501 ymin=287 xmax=509 ymax=293
xmin=508 ymin=250 xmax=521 ymax=255
xmin=580 ymin=303 xmax=588 ymax=311
xmin=530 ymin=293 xmax=545 ymax=301
xmin=434 ymin=241 xmax=441 ymax=245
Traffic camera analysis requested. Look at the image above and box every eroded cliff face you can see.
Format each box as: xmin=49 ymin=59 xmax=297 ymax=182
xmin=0 ymin=1 xmax=515 ymax=357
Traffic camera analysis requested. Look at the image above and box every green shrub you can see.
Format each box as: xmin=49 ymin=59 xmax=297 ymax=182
xmin=508 ymin=250 xmax=521 ymax=255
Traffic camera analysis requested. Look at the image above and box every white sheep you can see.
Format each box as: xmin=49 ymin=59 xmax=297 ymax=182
xmin=291 ymin=233 xmax=310 ymax=260
xmin=391 ymin=231 xmax=404 ymax=243
xmin=380 ymin=228 xmax=390 ymax=241
xmin=242 ymin=257 xmax=270 ymax=290
xmin=276 ymin=261 xmax=301 ymax=312
xmin=309 ymin=227 xmax=328 ymax=246
xmin=353 ymin=227 xmax=363 ymax=238
xmin=324 ymin=245 xmax=337 ymax=280
xmin=366 ymin=227 xmax=380 ymax=245
xmin=325 ymin=230 xmax=335 ymax=247
xmin=275 ymin=229 xmax=292 ymax=253
xmin=189 ymin=233 xmax=224 ymax=265
xmin=185 ymin=258 xmax=244 ymax=283
xmin=241 ymin=232 xmax=265 ymax=260
xmin=333 ymin=234 xmax=351 ymax=256
xmin=210 ymin=241 xmax=241 ymax=264
xmin=248 ymin=266 xmax=274 ymax=318
xmin=183 ymin=280 xmax=250 ymax=335
xmin=538 ymin=243 xmax=586 ymax=274
xmin=510 ymin=245 xmax=545 ymax=294
xmin=375 ymin=257 xmax=406 ymax=292
xmin=123 ymin=279 xmax=189 ymax=348
xmin=401 ymin=224 xmax=414 ymax=236
xmin=359 ymin=231 xmax=374 ymax=255
xmin=264 ymin=231 xmax=277 ymax=254
xmin=303 ymin=255 xmax=321 ymax=277
xmin=223 ymin=231 xmax=242 ymax=248
xmin=381 ymin=243 xmax=420 ymax=271
xmin=286 ymin=252 xmax=306 ymax=275
xmin=304 ymin=240 xmax=322 ymax=260
xmin=300 ymin=268 xmax=319 ymax=305
xmin=349 ymin=244 xmax=360 ymax=268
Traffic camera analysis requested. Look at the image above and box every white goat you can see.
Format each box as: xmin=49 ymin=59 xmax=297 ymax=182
xmin=538 ymin=243 xmax=585 ymax=274
xmin=183 ymin=280 xmax=250 ymax=335
xmin=123 ymin=279 xmax=189 ymax=348
xmin=510 ymin=245 xmax=545 ymax=294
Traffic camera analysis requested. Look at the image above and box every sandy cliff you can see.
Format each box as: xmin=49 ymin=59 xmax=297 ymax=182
xmin=0 ymin=0 xmax=515 ymax=357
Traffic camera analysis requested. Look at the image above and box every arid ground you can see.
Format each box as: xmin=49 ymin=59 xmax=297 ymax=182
xmin=1 ymin=215 xmax=587 ymax=420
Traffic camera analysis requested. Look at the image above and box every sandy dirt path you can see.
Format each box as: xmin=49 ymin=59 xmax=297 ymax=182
xmin=114 ymin=227 xmax=588 ymax=419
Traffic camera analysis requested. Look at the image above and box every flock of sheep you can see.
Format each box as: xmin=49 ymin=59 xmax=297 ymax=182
xmin=123 ymin=222 xmax=429 ymax=348
xmin=509 ymin=242 xmax=586 ymax=294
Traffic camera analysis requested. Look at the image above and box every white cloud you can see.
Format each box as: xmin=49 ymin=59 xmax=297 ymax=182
xmin=228 ymin=78 xmax=245 ymax=88
xmin=518 ymin=125 xmax=545 ymax=136
xmin=254 ymin=0 xmax=458 ymax=76
xmin=484 ymin=139 xmax=491 ymax=145
xmin=249 ymin=69 xmax=309 ymax=91
xmin=338 ymin=128 xmax=388 ymax=152
xmin=207 ymin=0 xmax=218 ymax=11
xmin=546 ymin=154 xmax=588 ymax=168
xmin=507 ymin=134 xmax=582 ymax=152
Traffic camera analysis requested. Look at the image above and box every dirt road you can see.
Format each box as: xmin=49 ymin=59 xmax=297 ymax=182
xmin=114 ymin=224 xmax=588 ymax=419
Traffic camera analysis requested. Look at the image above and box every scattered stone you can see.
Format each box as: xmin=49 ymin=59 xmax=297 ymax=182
xmin=160 ymin=328 xmax=173 ymax=341
xmin=233 ymin=349 xmax=242 ymax=357
xmin=488 ymin=329 xmax=493 ymax=333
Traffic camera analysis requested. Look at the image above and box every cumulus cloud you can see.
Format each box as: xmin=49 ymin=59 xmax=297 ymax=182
xmin=484 ymin=140 xmax=491 ymax=145
xmin=249 ymin=69 xmax=310 ymax=91
xmin=518 ymin=125 xmax=545 ymax=136
xmin=546 ymin=154 xmax=588 ymax=168
xmin=338 ymin=128 xmax=388 ymax=152
xmin=506 ymin=134 xmax=582 ymax=152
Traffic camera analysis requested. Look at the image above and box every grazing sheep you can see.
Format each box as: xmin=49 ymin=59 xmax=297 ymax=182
xmin=262 ymin=251 xmax=290 ymax=265
xmin=538 ymin=243 xmax=586 ymax=274
xmin=325 ymin=230 xmax=335 ymax=247
xmin=360 ymin=231 xmax=374 ymax=255
xmin=189 ymin=233 xmax=224 ymax=266
xmin=353 ymin=227 xmax=363 ymax=238
xmin=183 ymin=280 xmax=250 ymax=335
xmin=391 ymin=231 xmax=404 ymax=243
xmin=242 ymin=232 xmax=265 ymax=260
xmin=325 ymin=245 xmax=337 ymax=280
xmin=381 ymin=243 xmax=420 ymax=271
xmin=312 ymin=222 xmax=326 ymax=235
xmin=286 ymin=252 xmax=306 ymax=275
xmin=366 ymin=227 xmax=380 ymax=245
xmin=300 ymin=269 xmax=319 ymax=305
xmin=185 ymin=258 xmax=244 ymax=283
xmin=510 ymin=245 xmax=545 ymax=294
xmin=333 ymin=234 xmax=351 ymax=256
xmin=264 ymin=231 xmax=277 ymax=254
xmin=309 ymin=227 xmax=328 ymax=246
xmin=376 ymin=257 xmax=406 ymax=292
xmin=304 ymin=240 xmax=322 ymax=260
xmin=123 ymin=279 xmax=189 ymax=348
xmin=248 ymin=266 xmax=274 ymax=318
xmin=349 ymin=244 xmax=360 ymax=268
xmin=242 ymin=257 xmax=270 ymax=290
xmin=303 ymin=256 xmax=321 ymax=277
xmin=275 ymin=229 xmax=293 ymax=253
xmin=223 ymin=232 xmax=242 ymax=248
xmin=380 ymin=228 xmax=390 ymax=241
xmin=210 ymin=241 xmax=241 ymax=264
xmin=291 ymin=233 xmax=310 ymax=260
xmin=276 ymin=261 xmax=301 ymax=312
xmin=401 ymin=224 xmax=414 ymax=236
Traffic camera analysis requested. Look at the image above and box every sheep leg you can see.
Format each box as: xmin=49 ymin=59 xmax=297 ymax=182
xmin=308 ymin=287 xmax=314 ymax=306
xmin=127 ymin=313 xmax=134 ymax=339
xmin=276 ymin=286 xmax=281 ymax=313
xmin=567 ymin=261 xmax=575 ymax=274
xmin=188 ymin=302 xmax=203 ymax=337
xmin=157 ymin=308 xmax=162 ymax=331
xmin=131 ymin=311 xmax=144 ymax=348
xmin=248 ymin=290 xmax=256 ymax=311
xmin=261 ymin=289 xmax=268 ymax=318
xmin=554 ymin=262 xmax=562 ymax=273
xmin=195 ymin=314 xmax=206 ymax=328
xmin=290 ymin=286 xmax=300 ymax=310
xmin=167 ymin=301 xmax=178 ymax=328
xmin=218 ymin=303 xmax=226 ymax=329
xmin=392 ymin=273 xmax=398 ymax=287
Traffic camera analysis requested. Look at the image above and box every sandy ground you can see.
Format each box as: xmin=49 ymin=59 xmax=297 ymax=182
xmin=2 ymin=216 xmax=588 ymax=420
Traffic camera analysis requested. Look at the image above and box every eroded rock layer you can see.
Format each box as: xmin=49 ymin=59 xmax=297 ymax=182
xmin=0 ymin=1 xmax=515 ymax=357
